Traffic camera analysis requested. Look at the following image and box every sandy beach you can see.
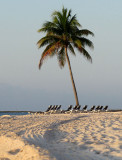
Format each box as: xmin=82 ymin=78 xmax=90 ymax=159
xmin=0 ymin=112 xmax=122 ymax=160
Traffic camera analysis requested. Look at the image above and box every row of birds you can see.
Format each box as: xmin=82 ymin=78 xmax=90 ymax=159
xmin=30 ymin=105 xmax=108 ymax=114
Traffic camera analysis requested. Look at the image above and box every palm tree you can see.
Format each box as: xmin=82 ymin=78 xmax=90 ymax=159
xmin=37 ymin=7 xmax=94 ymax=105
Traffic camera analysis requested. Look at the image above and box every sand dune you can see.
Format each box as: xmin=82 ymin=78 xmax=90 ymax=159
xmin=0 ymin=112 xmax=122 ymax=160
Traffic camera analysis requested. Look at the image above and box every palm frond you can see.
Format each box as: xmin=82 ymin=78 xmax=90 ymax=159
xmin=37 ymin=37 xmax=54 ymax=48
xmin=62 ymin=7 xmax=67 ymax=18
xmin=37 ymin=35 xmax=60 ymax=48
xmin=52 ymin=16 xmax=59 ymax=25
xmin=79 ymin=37 xmax=94 ymax=49
xmin=75 ymin=29 xmax=94 ymax=37
xmin=81 ymin=47 xmax=92 ymax=62
xmin=69 ymin=15 xmax=81 ymax=27
xmin=57 ymin=47 xmax=66 ymax=68
xmin=52 ymin=11 xmax=63 ymax=22
xmin=68 ymin=43 xmax=76 ymax=56
xmin=74 ymin=43 xmax=92 ymax=62
xmin=67 ymin=9 xmax=72 ymax=19
xmin=38 ymin=22 xmax=59 ymax=34
xmin=39 ymin=41 xmax=61 ymax=69
xmin=73 ymin=39 xmax=82 ymax=47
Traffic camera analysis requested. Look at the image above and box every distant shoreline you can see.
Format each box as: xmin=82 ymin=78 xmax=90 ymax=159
xmin=0 ymin=111 xmax=29 ymax=113
xmin=0 ymin=109 xmax=122 ymax=113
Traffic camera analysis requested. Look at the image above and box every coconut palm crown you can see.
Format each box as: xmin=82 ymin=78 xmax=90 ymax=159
xmin=37 ymin=7 xmax=94 ymax=105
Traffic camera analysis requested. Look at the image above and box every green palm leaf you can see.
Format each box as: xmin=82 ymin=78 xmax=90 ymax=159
xmin=68 ymin=43 xmax=76 ymax=56
xmin=58 ymin=47 xmax=66 ymax=68
xmin=75 ymin=29 xmax=94 ymax=37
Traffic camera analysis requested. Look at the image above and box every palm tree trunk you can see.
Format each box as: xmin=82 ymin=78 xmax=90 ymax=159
xmin=65 ymin=47 xmax=79 ymax=105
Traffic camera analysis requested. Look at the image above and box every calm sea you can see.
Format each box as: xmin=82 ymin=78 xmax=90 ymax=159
xmin=0 ymin=111 xmax=29 ymax=116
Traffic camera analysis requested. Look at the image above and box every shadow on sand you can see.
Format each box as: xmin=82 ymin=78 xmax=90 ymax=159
xmin=23 ymin=115 xmax=121 ymax=160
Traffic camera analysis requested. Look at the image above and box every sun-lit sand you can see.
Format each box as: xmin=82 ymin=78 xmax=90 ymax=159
xmin=0 ymin=112 xmax=122 ymax=160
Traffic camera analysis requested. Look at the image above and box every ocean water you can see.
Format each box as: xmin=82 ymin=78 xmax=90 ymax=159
xmin=0 ymin=111 xmax=29 ymax=116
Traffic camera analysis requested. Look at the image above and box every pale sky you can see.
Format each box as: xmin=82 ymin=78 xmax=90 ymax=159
xmin=0 ymin=0 xmax=122 ymax=111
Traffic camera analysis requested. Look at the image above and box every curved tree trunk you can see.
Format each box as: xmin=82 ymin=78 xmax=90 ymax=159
xmin=65 ymin=47 xmax=79 ymax=105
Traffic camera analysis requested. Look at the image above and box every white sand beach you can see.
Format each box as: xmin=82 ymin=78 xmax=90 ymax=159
xmin=0 ymin=112 xmax=122 ymax=160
